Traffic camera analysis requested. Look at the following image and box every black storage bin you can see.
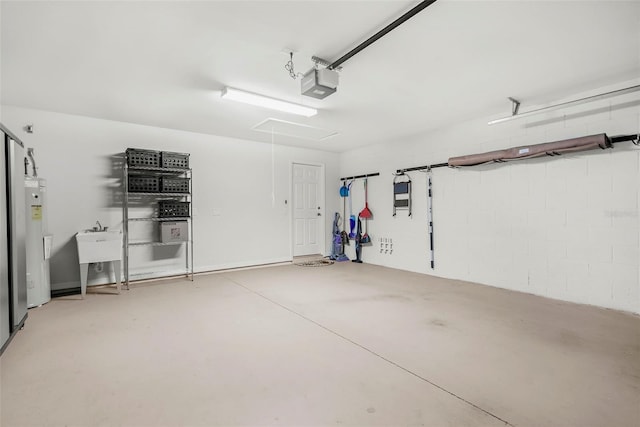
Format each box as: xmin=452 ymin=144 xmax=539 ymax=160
xmin=161 ymin=177 xmax=190 ymax=193
xmin=126 ymin=148 xmax=161 ymax=168
xmin=128 ymin=176 xmax=160 ymax=193
xmin=161 ymin=151 xmax=190 ymax=169
xmin=158 ymin=201 xmax=190 ymax=218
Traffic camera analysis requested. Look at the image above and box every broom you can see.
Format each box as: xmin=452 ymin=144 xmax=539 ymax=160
xmin=359 ymin=178 xmax=372 ymax=243
xmin=359 ymin=178 xmax=373 ymax=219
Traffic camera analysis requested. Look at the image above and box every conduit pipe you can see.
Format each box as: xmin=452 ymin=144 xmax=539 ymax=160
xmin=27 ymin=148 xmax=38 ymax=177
xmin=488 ymin=85 xmax=640 ymax=125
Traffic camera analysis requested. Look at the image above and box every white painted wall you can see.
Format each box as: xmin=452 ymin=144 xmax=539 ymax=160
xmin=339 ymin=82 xmax=640 ymax=314
xmin=2 ymin=82 xmax=638 ymax=314
xmin=1 ymin=106 xmax=339 ymax=290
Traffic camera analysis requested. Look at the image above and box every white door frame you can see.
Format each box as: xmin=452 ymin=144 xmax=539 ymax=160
xmin=290 ymin=161 xmax=326 ymax=259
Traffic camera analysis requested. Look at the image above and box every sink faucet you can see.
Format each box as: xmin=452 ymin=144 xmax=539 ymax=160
xmin=91 ymin=221 xmax=108 ymax=232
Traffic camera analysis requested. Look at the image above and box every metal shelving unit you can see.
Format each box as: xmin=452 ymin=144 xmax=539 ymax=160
xmin=123 ymin=152 xmax=194 ymax=289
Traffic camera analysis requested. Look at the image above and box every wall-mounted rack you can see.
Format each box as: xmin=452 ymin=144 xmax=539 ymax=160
xmin=340 ymin=172 xmax=380 ymax=181
xmin=611 ymin=134 xmax=639 ymax=144
xmin=396 ymin=163 xmax=448 ymax=174
xmin=394 ymin=132 xmax=639 ymax=272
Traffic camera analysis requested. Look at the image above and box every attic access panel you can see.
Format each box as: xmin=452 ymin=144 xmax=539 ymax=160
xmin=252 ymin=118 xmax=338 ymax=141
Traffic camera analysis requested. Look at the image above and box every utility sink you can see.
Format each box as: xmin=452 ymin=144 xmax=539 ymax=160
xmin=76 ymin=230 xmax=123 ymax=264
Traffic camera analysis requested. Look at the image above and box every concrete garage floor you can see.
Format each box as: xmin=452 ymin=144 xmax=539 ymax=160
xmin=1 ymin=263 xmax=639 ymax=426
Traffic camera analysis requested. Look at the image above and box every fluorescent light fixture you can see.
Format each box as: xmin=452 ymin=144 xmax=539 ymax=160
xmin=221 ymin=87 xmax=317 ymax=117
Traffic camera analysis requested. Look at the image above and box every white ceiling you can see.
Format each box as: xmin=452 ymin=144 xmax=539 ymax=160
xmin=1 ymin=1 xmax=639 ymax=152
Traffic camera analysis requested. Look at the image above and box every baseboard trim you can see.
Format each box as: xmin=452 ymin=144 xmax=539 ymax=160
xmin=196 ymin=260 xmax=292 ymax=276
xmin=50 ymin=259 xmax=294 ymax=296
xmin=51 ymin=287 xmax=81 ymax=297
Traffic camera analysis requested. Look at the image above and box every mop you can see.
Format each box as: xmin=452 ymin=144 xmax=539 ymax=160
xmin=348 ymin=180 xmax=356 ymax=239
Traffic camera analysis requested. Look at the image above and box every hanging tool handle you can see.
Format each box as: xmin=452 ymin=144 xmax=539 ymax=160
xmin=364 ymin=177 xmax=368 ymax=203
xmin=426 ymin=172 xmax=434 ymax=269
xmin=348 ymin=180 xmax=353 ymax=213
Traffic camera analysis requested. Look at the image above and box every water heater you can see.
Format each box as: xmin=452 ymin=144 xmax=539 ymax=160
xmin=25 ymin=176 xmax=52 ymax=307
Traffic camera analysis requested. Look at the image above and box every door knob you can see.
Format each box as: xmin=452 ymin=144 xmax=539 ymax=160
xmin=317 ymin=213 xmax=321 ymax=216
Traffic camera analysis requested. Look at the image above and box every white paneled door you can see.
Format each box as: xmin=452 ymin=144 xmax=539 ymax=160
xmin=293 ymin=163 xmax=322 ymax=256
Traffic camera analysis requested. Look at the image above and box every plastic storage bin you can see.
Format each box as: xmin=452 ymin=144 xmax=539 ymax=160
xmin=161 ymin=151 xmax=190 ymax=169
xmin=158 ymin=201 xmax=190 ymax=218
xmin=161 ymin=177 xmax=190 ymax=193
xmin=128 ymin=176 xmax=160 ymax=193
xmin=126 ymin=148 xmax=161 ymax=168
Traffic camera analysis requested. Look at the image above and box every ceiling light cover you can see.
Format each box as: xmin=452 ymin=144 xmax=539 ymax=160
xmin=221 ymin=87 xmax=317 ymax=117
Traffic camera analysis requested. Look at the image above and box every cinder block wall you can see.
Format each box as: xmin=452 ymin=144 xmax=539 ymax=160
xmin=340 ymin=82 xmax=640 ymax=313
